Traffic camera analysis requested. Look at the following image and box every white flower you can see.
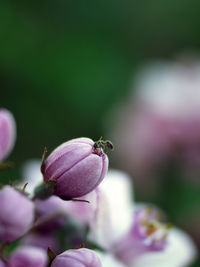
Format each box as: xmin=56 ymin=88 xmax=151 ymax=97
xmin=132 ymin=228 xmax=197 ymax=267
xmin=88 ymin=170 xmax=133 ymax=249
xmin=135 ymin=61 xmax=200 ymax=119
xmin=96 ymin=251 xmax=126 ymax=267
xmin=88 ymin=169 xmax=197 ymax=267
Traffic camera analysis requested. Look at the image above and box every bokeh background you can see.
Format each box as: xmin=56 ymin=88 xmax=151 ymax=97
xmin=1 ymin=0 xmax=200 ymax=265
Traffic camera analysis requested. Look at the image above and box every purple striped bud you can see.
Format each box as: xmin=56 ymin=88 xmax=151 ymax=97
xmin=0 ymin=109 xmax=16 ymax=162
xmin=43 ymin=138 xmax=109 ymax=199
xmin=0 ymin=186 xmax=34 ymax=242
xmin=51 ymin=248 xmax=102 ymax=267
xmin=8 ymin=246 xmax=48 ymax=267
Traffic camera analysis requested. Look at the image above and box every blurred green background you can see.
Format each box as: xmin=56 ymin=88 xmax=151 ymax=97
xmin=1 ymin=0 xmax=200 ymax=265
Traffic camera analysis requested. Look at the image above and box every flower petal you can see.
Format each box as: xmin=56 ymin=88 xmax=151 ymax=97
xmin=89 ymin=169 xmax=134 ymax=248
xmin=132 ymin=228 xmax=197 ymax=267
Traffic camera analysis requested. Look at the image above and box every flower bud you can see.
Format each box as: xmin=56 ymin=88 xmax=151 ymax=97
xmin=0 ymin=186 xmax=34 ymax=242
xmin=0 ymin=108 xmax=16 ymax=162
xmin=22 ymin=232 xmax=59 ymax=253
xmin=34 ymin=196 xmax=68 ymax=233
xmin=8 ymin=246 xmax=48 ymax=267
xmin=51 ymin=248 xmax=102 ymax=267
xmin=43 ymin=137 xmax=108 ymax=199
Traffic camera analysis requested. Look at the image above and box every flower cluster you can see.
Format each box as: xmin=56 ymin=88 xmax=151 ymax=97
xmin=0 ymin=108 xmax=197 ymax=266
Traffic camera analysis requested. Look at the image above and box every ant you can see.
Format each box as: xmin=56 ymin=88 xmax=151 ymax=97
xmin=93 ymin=137 xmax=114 ymax=153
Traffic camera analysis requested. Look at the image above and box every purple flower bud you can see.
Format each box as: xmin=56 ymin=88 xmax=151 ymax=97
xmin=22 ymin=232 xmax=60 ymax=253
xmin=64 ymin=189 xmax=98 ymax=224
xmin=8 ymin=246 xmax=48 ymax=267
xmin=34 ymin=196 xmax=68 ymax=233
xmin=51 ymin=248 xmax=102 ymax=267
xmin=0 ymin=109 xmax=16 ymax=162
xmin=43 ymin=138 xmax=108 ymax=199
xmin=0 ymin=186 xmax=34 ymax=242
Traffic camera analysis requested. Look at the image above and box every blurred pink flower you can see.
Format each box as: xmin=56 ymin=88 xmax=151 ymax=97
xmin=109 ymin=59 xmax=200 ymax=194
xmin=0 ymin=108 xmax=16 ymax=162
xmin=8 ymin=245 xmax=48 ymax=267
xmin=22 ymin=232 xmax=59 ymax=253
xmin=0 ymin=186 xmax=34 ymax=242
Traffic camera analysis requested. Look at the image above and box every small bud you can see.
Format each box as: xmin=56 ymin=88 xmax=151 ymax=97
xmin=43 ymin=137 xmax=109 ymax=199
xmin=0 ymin=186 xmax=34 ymax=242
xmin=8 ymin=246 xmax=48 ymax=267
xmin=51 ymin=248 xmax=102 ymax=267
xmin=0 ymin=109 xmax=16 ymax=162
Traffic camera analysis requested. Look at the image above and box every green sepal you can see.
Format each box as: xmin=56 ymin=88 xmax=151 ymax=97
xmin=34 ymin=181 xmax=56 ymax=200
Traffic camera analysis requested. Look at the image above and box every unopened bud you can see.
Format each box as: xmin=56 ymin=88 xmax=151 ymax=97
xmin=0 ymin=109 xmax=16 ymax=162
xmin=43 ymin=138 xmax=109 ymax=199
xmin=8 ymin=246 xmax=48 ymax=267
xmin=0 ymin=186 xmax=34 ymax=242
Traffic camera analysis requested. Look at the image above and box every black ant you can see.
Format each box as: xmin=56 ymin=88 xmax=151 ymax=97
xmin=93 ymin=137 xmax=114 ymax=153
